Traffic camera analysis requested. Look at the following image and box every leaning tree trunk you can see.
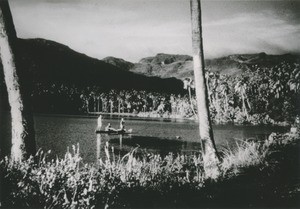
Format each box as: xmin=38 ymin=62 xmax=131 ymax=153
xmin=0 ymin=0 xmax=36 ymax=161
xmin=190 ymin=0 xmax=219 ymax=178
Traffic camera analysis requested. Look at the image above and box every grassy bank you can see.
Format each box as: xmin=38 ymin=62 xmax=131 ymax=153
xmin=0 ymin=131 xmax=299 ymax=208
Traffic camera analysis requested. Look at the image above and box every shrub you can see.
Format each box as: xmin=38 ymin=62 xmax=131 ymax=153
xmin=0 ymin=131 xmax=299 ymax=208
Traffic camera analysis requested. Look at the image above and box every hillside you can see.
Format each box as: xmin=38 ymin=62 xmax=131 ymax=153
xmin=105 ymin=53 xmax=300 ymax=80
xmin=1 ymin=38 xmax=299 ymax=102
xmin=102 ymin=56 xmax=134 ymax=71
xmin=0 ymin=38 xmax=299 ymax=117
xmin=11 ymin=38 xmax=183 ymax=93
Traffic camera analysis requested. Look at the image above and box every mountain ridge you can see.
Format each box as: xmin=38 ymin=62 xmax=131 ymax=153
xmin=1 ymin=37 xmax=298 ymax=91
xmin=104 ymin=52 xmax=300 ymax=80
xmin=12 ymin=38 xmax=183 ymax=92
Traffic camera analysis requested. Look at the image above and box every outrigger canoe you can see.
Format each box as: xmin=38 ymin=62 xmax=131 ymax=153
xmin=95 ymin=129 xmax=133 ymax=135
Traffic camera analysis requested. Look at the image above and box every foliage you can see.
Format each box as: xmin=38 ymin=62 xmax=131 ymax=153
xmin=30 ymin=60 xmax=300 ymax=125
xmin=206 ymin=61 xmax=300 ymax=124
xmin=0 ymin=131 xmax=299 ymax=208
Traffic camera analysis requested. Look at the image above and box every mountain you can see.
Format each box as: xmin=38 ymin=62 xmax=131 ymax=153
xmin=205 ymin=52 xmax=300 ymax=75
xmin=11 ymin=38 xmax=183 ymax=93
xmin=1 ymin=38 xmax=298 ymax=99
xmin=102 ymin=56 xmax=134 ymax=71
xmin=108 ymin=52 xmax=300 ymax=80
xmin=131 ymin=53 xmax=193 ymax=79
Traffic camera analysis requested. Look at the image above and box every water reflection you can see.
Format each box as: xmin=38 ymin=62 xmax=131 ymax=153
xmin=119 ymin=135 xmax=123 ymax=149
xmin=31 ymin=115 xmax=288 ymax=163
xmin=98 ymin=133 xmax=203 ymax=159
xmin=96 ymin=134 xmax=101 ymax=162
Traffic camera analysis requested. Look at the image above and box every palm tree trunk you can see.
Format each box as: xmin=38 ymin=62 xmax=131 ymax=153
xmin=188 ymin=86 xmax=197 ymax=116
xmin=86 ymin=99 xmax=89 ymax=113
xmin=110 ymin=100 xmax=113 ymax=113
xmin=96 ymin=133 xmax=101 ymax=163
xmin=242 ymin=94 xmax=249 ymax=119
xmin=225 ymin=94 xmax=229 ymax=113
xmin=94 ymin=97 xmax=97 ymax=112
xmin=0 ymin=0 xmax=36 ymax=161
xmin=101 ymin=98 xmax=105 ymax=112
xmin=190 ymin=0 xmax=219 ymax=178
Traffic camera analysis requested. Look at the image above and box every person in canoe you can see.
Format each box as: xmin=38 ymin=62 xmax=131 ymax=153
xmin=105 ymin=123 xmax=117 ymax=132
xmin=119 ymin=118 xmax=125 ymax=132
xmin=117 ymin=118 xmax=133 ymax=133
xmin=100 ymin=118 xmax=132 ymax=134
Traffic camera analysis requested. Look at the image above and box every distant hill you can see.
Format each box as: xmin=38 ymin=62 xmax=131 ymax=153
xmin=102 ymin=56 xmax=134 ymax=71
xmin=131 ymin=53 xmax=193 ymax=79
xmin=1 ymin=38 xmax=299 ymax=99
xmin=12 ymin=38 xmax=183 ymax=92
xmin=205 ymin=52 xmax=300 ymax=76
xmin=105 ymin=52 xmax=300 ymax=80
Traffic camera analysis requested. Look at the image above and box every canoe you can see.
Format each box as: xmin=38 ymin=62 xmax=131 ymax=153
xmin=95 ymin=129 xmax=133 ymax=135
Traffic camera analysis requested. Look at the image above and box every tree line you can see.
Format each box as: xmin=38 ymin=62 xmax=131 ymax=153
xmin=30 ymin=60 xmax=299 ymax=125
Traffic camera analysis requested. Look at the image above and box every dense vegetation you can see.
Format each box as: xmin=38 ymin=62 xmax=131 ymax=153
xmin=1 ymin=39 xmax=298 ymax=125
xmin=207 ymin=61 xmax=300 ymax=124
xmin=29 ymin=60 xmax=300 ymax=125
xmin=0 ymin=131 xmax=299 ymax=208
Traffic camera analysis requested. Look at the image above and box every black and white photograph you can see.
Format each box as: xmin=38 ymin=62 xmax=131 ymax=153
xmin=0 ymin=0 xmax=299 ymax=208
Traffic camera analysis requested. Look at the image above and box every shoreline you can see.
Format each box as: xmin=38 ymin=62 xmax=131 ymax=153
xmin=33 ymin=111 xmax=291 ymax=127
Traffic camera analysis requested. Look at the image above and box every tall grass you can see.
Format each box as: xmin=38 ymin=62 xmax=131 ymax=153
xmin=221 ymin=140 xmax=267 ymax=176
xmin=0 ymin=131 xmax=298 ymax=208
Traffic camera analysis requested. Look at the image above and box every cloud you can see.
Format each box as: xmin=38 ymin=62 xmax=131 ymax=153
xmin=9 ymin=0 xmax=300 ymax=62
xmin=202 ymin=10 xmax=300 ymax=58
xmin=10 ymin=0 xmax=191 ymax=62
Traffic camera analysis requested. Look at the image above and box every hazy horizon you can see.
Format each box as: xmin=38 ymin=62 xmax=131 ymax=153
xmin=10 ymin=0 xmax=300 ymax=62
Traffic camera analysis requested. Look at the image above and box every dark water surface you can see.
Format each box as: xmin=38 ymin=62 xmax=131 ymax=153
xmin=34 ymin=114 xmax=288 ymax=163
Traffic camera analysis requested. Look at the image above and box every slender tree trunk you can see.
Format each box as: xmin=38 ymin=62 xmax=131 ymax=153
xmin=86 ymin=99 xmax=89 ymax=113
xmin=224 ymin=93 xmax=228 ymax=113
xmin=188 ymin=86 xmax=197 ymax=116
xmin=0 ymin=0 xmax=36 ymax=161
xmin=110 ymin=100 xmax=113 ymax=113
xmin=94 ymin=97 xmax=97 ymax=112
xmin=241 ymin=91 xmax=249 ymax=120
xmin=242 ymin=95 xmax=246 ymax=115
xmin=190 ymin=0 xmax=219 ymax=178
xmin=101 ymin=98 xmax=105 ymax=112
xmin=96 ymin=134 xmax=101 ymax=162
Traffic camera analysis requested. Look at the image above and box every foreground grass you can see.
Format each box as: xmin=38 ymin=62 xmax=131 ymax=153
xmin=0 ymin=131 xmax=299 ymax=208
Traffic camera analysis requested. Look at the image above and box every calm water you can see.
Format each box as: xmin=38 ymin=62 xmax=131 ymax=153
xmin=34 ymin=114 xmax=288 ymax=163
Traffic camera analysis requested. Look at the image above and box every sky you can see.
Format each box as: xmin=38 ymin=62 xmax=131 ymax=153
xmin=9 ymin=0 xmax=300 ymax=62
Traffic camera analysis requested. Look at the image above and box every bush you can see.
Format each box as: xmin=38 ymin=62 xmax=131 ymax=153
xmin=0 ymin=132 xmax=299 ymax=208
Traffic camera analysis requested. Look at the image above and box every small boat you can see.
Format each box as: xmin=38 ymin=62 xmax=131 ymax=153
xmin=95 ymin=129 xmax=133 ymax=135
